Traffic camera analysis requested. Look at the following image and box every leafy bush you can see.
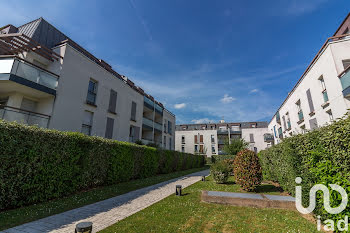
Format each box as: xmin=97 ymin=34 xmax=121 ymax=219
xmin=210 ymin=161 xmax=230 ymax=183
xmin=258 ymin=113 xmax=350 ymax=228
xmin=223 ymin=138 xmax=249 ymax=156
xmin=223 ymin=159 xmax=235 ymax=176
xmin=0 ymin=120 xmax=205 ymax=210
xmin=234 ymin=149 xmax=262 ymax=191
xmin=211 ymin=154 xmax=235 ymax=163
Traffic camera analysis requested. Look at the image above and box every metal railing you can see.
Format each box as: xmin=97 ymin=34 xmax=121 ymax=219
xmin=0 ymin=104 xmax=50 ymax=128
xmin=142 ymin=117 xmax=153 ymax=128
xmin=340 ymin=69 xmax=350 ymax=96
xmin=264 ymin=133 xmax=274 ymax=142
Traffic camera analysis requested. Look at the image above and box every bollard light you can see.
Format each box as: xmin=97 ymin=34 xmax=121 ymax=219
xmin=176 ymin=185 xmax=182 ymax=196
xmin=75 ymin=221 xmax=93 ymax=233
xmin=201 ymin=176 xmax=206 ymax=181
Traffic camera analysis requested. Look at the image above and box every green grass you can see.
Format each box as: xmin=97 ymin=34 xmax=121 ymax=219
xmin=101 ymin=176 xmax=318 ymax=233
xmin=0 ymin=166 xmax=208 ymax=231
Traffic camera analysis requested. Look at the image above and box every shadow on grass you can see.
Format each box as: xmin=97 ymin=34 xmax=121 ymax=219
xmin=255 ymin=184 xmax=283 ymax=193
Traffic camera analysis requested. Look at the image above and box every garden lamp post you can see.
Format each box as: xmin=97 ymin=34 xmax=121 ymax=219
xmin=201 ymin=176 xmax=206 ymax=181
xmin=176 ymin=185 xmax=182 ymax=196
xmin=75 ymin=222 xmax=93 ymax=233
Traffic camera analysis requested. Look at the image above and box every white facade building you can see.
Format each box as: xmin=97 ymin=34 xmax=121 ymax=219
xmin=175 ymin=121 xmax=273 ymax=157
xmin=268 ymin=13 xmax=350 ymax=144
xmin=0 ymin=18 xmax=175 ymax=150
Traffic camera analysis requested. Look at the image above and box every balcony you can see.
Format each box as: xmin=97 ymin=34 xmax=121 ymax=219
xmin=154 ymin=122 xmax=162 ymax=132
xmin=339 ymin=68 xmax=350 ymax=98
xmin=0 ymin=58 xmax=58 ymax=95
xmin=155 ymin=103 xmax=163 ymax=115
xmin=0 ymin=105 xmax=50 ymax=128
xmin=264 ymin=133 xmax=274 ymax=142
xmin=217 ymin=129 xmax=229 ymax=135
xmin=144 ymin=96 xmax=154 ymax=110
xmin=142 ymin=117 xmax=153 ymax=130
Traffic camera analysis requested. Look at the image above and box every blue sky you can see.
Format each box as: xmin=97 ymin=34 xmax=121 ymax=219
xmin=1 ymin=0 xmax=349 ymax=124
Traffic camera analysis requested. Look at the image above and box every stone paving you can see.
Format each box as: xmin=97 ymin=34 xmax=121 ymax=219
xmin=2 ymin=169 xmax=209 ymax=233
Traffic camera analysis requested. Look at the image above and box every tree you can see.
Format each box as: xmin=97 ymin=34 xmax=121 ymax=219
xmin=223 ymin=138 xmax=249 ymax=156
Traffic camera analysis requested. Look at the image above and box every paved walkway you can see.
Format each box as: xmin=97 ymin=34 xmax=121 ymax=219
xmin=3 ymin=169 xmax=209 ymax=233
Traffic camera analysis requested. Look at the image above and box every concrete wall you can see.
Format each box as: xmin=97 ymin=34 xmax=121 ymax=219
xmin=268 ymin=38 xmax=350 ymax=144
xmin=241 ymin=127 xmax=270 ymax=152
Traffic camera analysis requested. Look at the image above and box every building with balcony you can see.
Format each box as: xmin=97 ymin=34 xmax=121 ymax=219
xmin=268 ymin=13 xmax=350 ymax=144
xmin=0 ymin=18 xmax=175 ymax=149
xmin=175 ymin=120 xmax=272 ymax=157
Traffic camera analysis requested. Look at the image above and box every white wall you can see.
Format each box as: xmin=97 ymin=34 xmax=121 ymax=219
xmin=49 ymin=44 xmax=143 ymax=142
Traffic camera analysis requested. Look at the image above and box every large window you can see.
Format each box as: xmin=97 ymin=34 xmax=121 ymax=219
xmin=342 ymin=59 xmax=350 ymax=70
xmin=86 ymin=79 xmax=98 ymax=105
xmin=296 ymin=100 xmax=304 ymax=122
xmin=319 ymin=76 xmax=329 ymax=103
xmin=181 ymin=135 xmax=185 ymax=144
xmin=168 ymin=121 xmax=172 ymax=134
xmin=82 ymin=110 xmax=93 ymax=135
xmin=211 ymin=134 xmax=215 ymax=143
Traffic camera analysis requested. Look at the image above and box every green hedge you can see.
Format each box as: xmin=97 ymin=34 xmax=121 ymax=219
xmin=0 ymin=120 xmax=205 ymax=210
xmin=259 ymin=113 xmax=350 ymax=225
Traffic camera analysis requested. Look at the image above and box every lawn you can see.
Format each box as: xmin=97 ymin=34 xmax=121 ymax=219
xmin=101 ymin=176 xmax=318 ymax=233
xmin=0 ymin=166 xmax=208 ymax=231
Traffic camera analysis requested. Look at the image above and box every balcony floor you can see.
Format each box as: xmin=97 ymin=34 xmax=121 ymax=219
xmin=0 ymin=80 xmax=53 ymax=99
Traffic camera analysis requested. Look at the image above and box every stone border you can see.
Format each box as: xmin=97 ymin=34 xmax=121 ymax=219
xmin=201 ymin=190 xmax=296 ymax=210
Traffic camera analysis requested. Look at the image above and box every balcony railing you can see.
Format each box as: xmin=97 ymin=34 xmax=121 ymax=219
xmin=0 ymin=58 xmax=58 ymax=91
xmin=144 ymin=96 xmax=154 ymax=109
xmin=142 ymin=117 xmax=153 ymax=128
xmin=155 ymin=103 xmax=163 ymax=114
xmin=154 ymin=122 xmax=162 ymax=131
xmin=0 ymin=105 xmax=50 ymax=128
xmin=264 ymin=133 xmax=274 ymax=142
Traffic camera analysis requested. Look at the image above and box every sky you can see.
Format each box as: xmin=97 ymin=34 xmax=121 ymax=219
xmin=1 ymin=0 xmax=349 ymax=124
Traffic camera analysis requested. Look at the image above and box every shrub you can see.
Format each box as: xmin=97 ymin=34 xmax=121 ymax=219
xmin=210 ymin=161 xmax=230 ymax=183
xmin=234 ymin=149 xmax=262 ymax=191
xmin=0 ymin=120 xmax=205 ymax=210
xmin=223 ymin=159 xmax=235 ymax=176
xmin=258 ymin=113 xmax=350 ymax=228
xmin=223 ymin=138 xmax=249 ymax=156
xmin=211 ymin=154 xmax=235 ymax=163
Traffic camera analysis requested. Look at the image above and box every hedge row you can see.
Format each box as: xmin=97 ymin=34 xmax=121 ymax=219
xmin=0 ymin=120 xmax=205 ymax=210
xmin=259 ymin=113 xmax=350 ymax=224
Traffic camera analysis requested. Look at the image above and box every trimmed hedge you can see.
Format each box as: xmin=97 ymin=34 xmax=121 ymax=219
xmin=0 ymin=120 xmax=205 ymax=210
xmin=259 ymin=113 xmax=350 ymax=225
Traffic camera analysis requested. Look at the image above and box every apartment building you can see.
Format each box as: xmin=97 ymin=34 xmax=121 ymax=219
xmin=0 ymin=17 xmax=175 ymax=149
xmin=268 ymin=13 xmax=350 ymax=144
xmin=175 ymin=120 xmax=273 ymax=157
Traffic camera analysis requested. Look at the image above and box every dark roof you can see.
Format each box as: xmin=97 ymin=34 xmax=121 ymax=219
xmin=175 ymin=121 xmax=268 ymax=131
xmin=18 ymin=17 xmax=68 ymax=49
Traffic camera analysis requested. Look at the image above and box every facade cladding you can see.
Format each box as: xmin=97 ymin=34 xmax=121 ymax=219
xmin=0 ymin=17 xmax=175 ymax=150
xmin=175 ymin=121 xmax=274 ymax=157
xmin=268 ymin=13 xmax=350 ymax=145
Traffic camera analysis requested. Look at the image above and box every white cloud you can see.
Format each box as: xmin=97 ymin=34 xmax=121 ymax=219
xmin=220 ymin=94 xmax=236 ymax=103
xmin=174 ymin=103 xmax=186 ymax=109
xmin=250 ymin=89 xmax=259 ymax=93
xmin=191 ymin=118 xmax=215 ymax=124
xmin=285 ymin=0 xmax=328 ymax=16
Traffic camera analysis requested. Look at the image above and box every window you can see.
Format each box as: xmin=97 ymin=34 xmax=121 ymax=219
xmin=199 ymin=144 xmax=204 ymax=153
xmin=199 ymin=135 xmax=204 ymax=143
xmin=286 ymin=112 xmax=291 ymax=130
xmin=87 ymin=79 xmax=97 ymax=105
xmin=105 ymin=117 xmax=114 ymax=139
xmin=342 ymin=59 xmax=350 ymax=70
xmin=108 ymin=90 xmax=117 ymax=113
xmin=273 ymin=125 xmax=277 ymax=137
xmin=309 ymin=118 xmax=318 ymax=130
xmin=306 ymin=89 xmax=315 ymax=113
xmin=194 ymin=135 xmax=198 ymax=144
xmin=169 ymin=137 xmax=172 ymax=149
xmin=181 ymin=145 xmax=185 ymax=153
xmin=0 ymin=97 xmax=8 ymax=107
xmin=164 ymin=121 xmax=167 ymax=133
xmin=81 ymin=111 xmax=93 ymax=135
xmin=164 ymin=135 xmax=166 ymax=148
xmin=251 ymin=123 xmax=256 ymax=128
xmin=249 ymin=133 xmax=254 ymax=143
xmin=130 ymin=101 xmax=137 ymax=121
xmin=181 ymin=135 xmax=185 ymax=144
xmin=211 ymin=135 xmax=215 ymax=143
xmin=300 ymin=125 xmax=306 ymax=134
xmin=282 ymin=115 xmax=287 ymax=131
xmin=129 ymin=125 xmax=140 ymax=142
xmin=343 ymin=27 xmax=349 ymax=35
xmin=194 ymin=145 xmax=198 ymax=153
xmin=168 ymin=121 xmax=172 ymax=134
xmin=327 ymin=110 xmax=334 ymax=121
xmin=211 ymin=146 xmax=215 ymax=153
xmin=296 ymin=100 xmax=304 ymax=122
xmin=319 ymin=76 xmax=329 ymax=103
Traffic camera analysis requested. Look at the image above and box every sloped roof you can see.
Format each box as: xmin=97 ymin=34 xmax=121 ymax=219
xmin=18 ymin=17 xmax=69 ymax=49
